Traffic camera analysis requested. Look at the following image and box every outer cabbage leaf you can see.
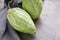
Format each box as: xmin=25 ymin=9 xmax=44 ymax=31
xmin=22 ymin=0 xmax=42 ymax=20
xmin=7 ymin=8 xmax=36 ymax=34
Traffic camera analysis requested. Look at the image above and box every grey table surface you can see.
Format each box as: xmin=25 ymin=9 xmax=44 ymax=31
xmin=20 ymin=0 xmax=60 ymax=40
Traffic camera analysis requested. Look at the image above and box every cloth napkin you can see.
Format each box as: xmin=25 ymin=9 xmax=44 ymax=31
xmin=0 ymin=0 xmax=21 ymax=40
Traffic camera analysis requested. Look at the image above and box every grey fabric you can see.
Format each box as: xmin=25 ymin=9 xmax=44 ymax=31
xmin=0 ymin=0 xmax=21 ymax=40
xmin=0 ymin=0 xmax=4 ymax=10
xmin=0 ymin=6 xmax=7 ymax=40
xmin=7 ymin=0 xmax=22 ymax=8
xmin=2 ymin=23 xmax=20 ymax=40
